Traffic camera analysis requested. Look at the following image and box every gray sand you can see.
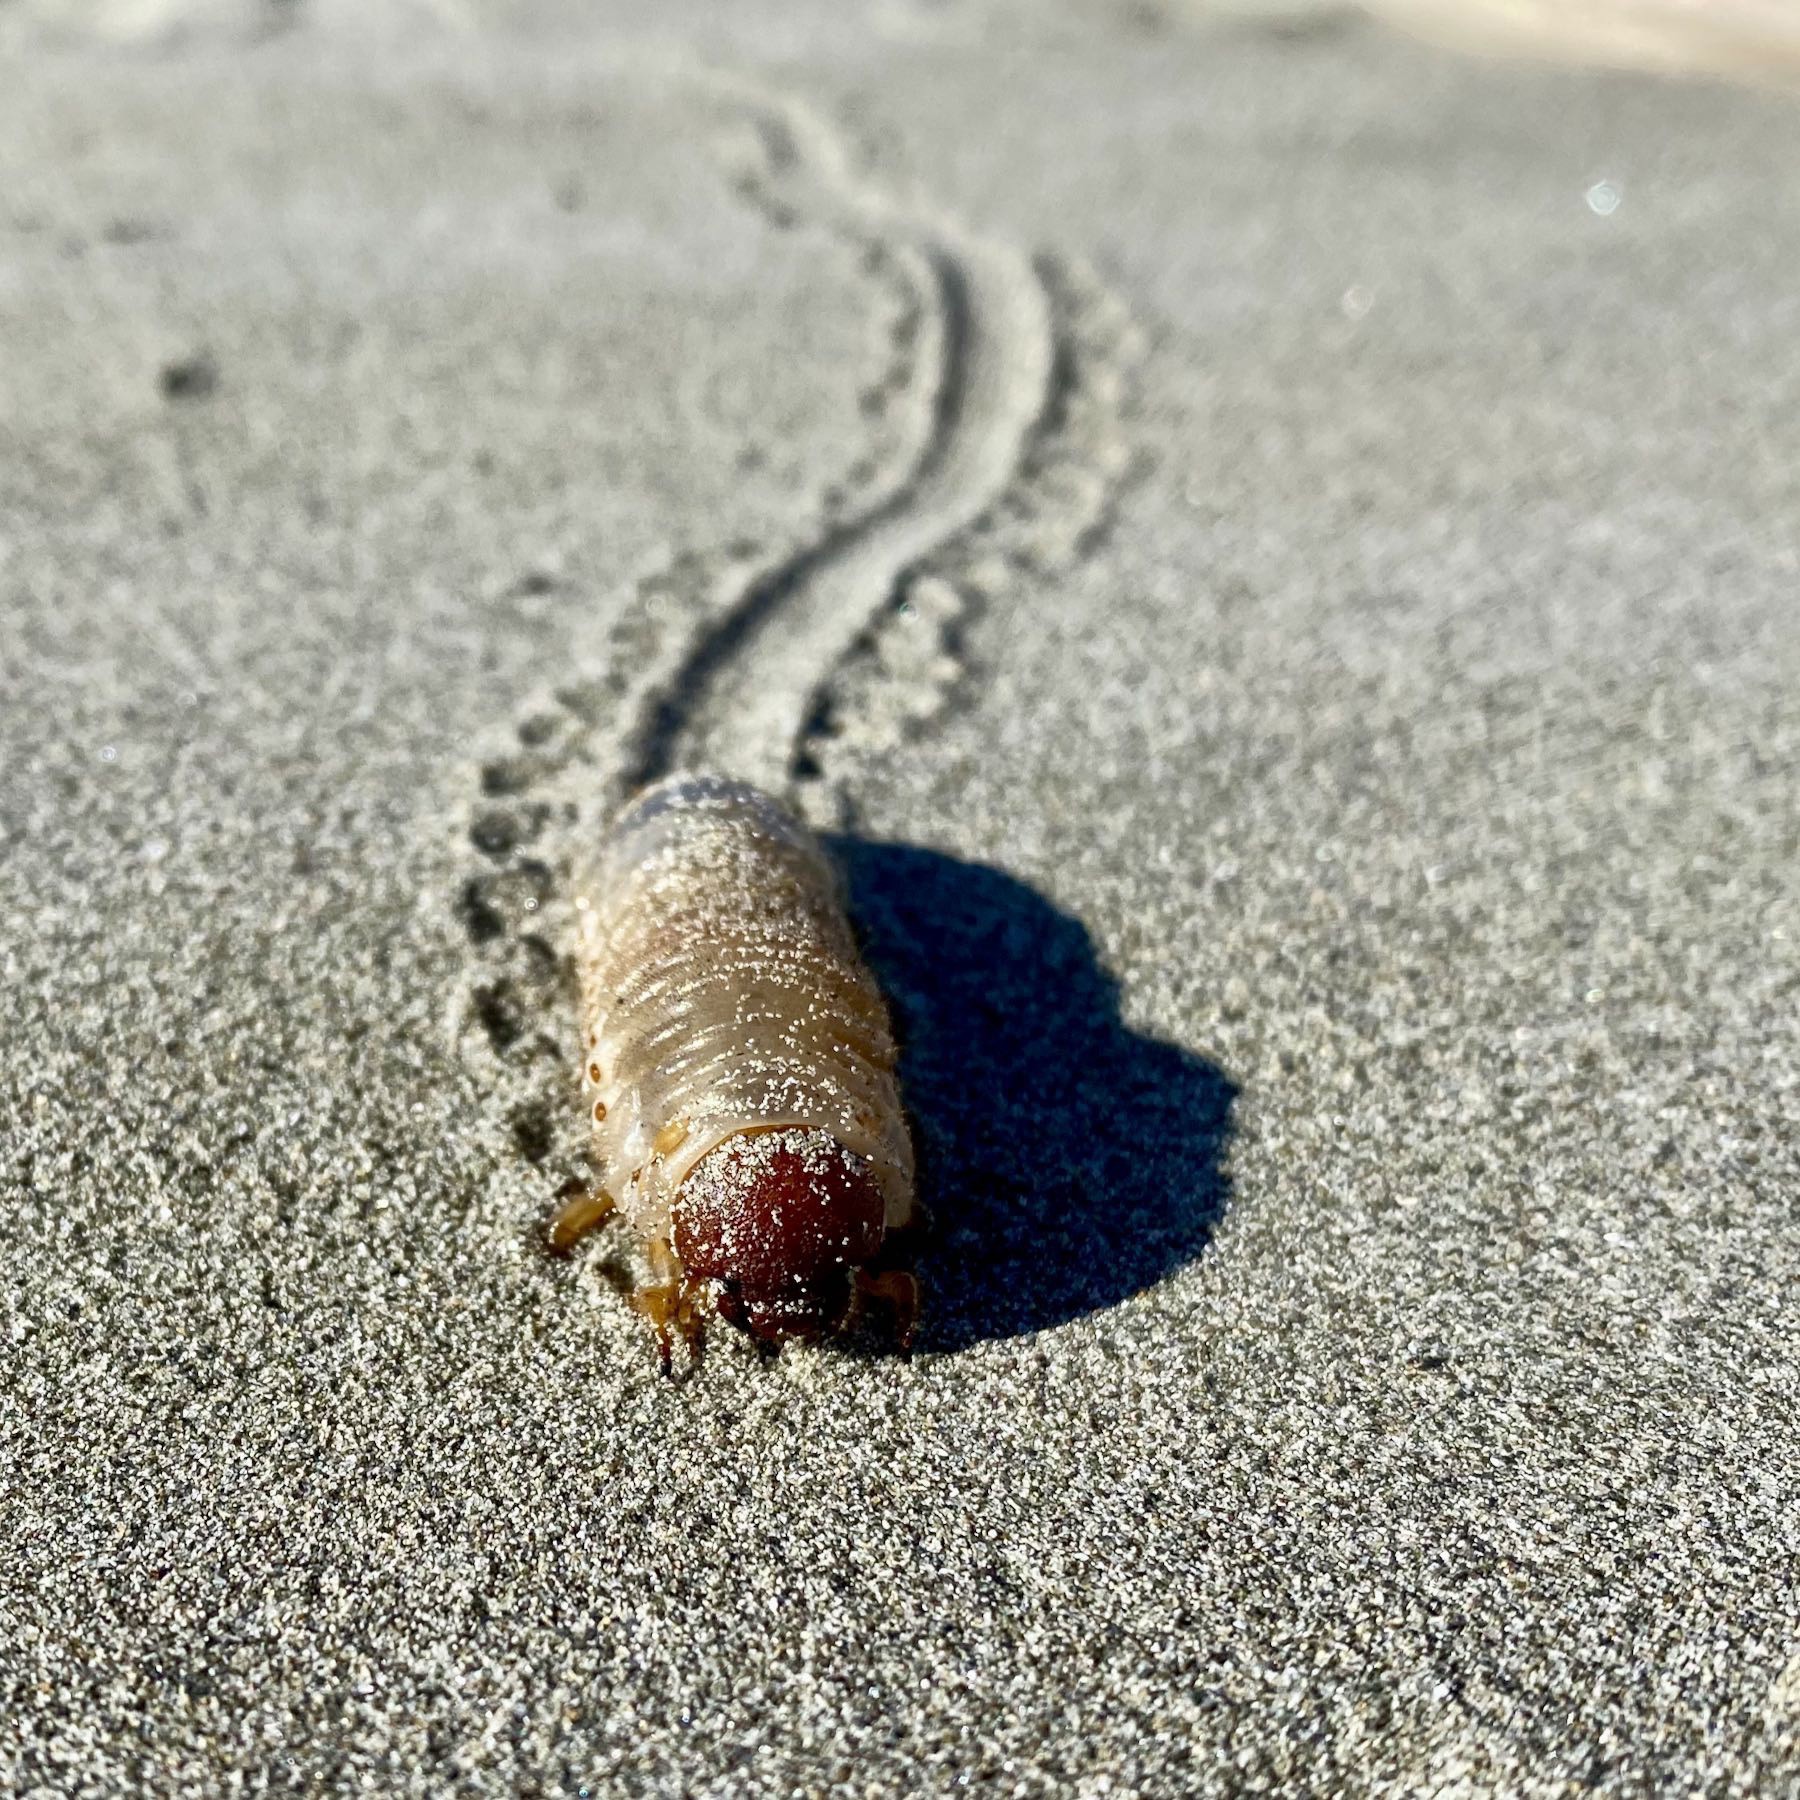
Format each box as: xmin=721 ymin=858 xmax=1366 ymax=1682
xmin=3 ymin=2 xmax=1798 ymax=1795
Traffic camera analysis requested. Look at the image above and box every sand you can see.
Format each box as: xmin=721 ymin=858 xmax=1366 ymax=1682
xmin=3 ymin=1 xmax=1798 ymax=1794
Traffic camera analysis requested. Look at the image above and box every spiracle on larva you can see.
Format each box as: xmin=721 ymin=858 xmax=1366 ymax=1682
xmin=549 ymin=772 xmax=921 ymax=1367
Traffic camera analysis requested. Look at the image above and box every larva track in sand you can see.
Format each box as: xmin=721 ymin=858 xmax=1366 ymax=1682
xmin=452 ymin=77 xmax=1141 ymax=1162
xmin=624 ymin=108 xmax=1057 ymax=799
xmin=792 ymin=253 xmax=1140 ymax=814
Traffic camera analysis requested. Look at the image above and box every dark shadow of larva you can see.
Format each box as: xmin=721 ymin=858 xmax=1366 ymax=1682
xmin=834 ymin=839 xmax=1238 ymax=1352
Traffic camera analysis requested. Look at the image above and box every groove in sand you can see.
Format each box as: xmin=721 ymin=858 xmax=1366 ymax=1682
xmin=623 ymin=99 xmax=1057 ymax=798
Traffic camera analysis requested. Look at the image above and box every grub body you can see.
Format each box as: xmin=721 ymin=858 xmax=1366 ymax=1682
xmin=564 ymin=774 xmax=916 ymax=1350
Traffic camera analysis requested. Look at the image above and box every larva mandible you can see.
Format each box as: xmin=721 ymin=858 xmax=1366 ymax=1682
xmin=549 ymin=773 xmax=920 ymax=1363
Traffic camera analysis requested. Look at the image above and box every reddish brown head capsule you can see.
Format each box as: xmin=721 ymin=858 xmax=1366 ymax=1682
xmin=673 ymin=1128 xmax=886 ymax=1344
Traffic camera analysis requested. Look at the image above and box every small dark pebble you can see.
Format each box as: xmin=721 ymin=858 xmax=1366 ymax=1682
xmin=103 ymin=217 xmax=162 ymax=246
xmin=160 ymin=355 xmax=218 ymax=401
xmin=471 ymin=810 xmax=519 ymax=858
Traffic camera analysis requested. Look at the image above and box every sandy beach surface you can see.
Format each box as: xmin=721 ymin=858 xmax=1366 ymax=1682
xmin=3 ymin=1 xmax=1798 ymax=1793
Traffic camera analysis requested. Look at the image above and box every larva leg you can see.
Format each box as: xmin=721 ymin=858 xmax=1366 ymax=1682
xmin=852 ymin=1206 xmax=928 ymax=1351
xmin=646 ymin=1237 xmax=680 ymax=1285
xmin=547 ymin=1183 xmax=618 ymax=1253
xmin=630 ymin=1239 xmax=707 ymax=1374
xmin=855 ymin=1268 xmax=921 ymax=1353
xmin=629 ymin=1281 xmax=682 ymax=1375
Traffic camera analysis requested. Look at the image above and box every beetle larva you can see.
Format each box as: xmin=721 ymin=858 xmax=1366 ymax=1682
xmin=549 ymin=773 xmax=919 ymax=1364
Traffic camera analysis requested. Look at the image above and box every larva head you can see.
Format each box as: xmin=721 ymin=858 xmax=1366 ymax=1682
xmin=672 ymin=1127 xmax=886 ymax=1345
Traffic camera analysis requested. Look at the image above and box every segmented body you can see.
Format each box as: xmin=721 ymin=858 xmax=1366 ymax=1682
xmin=575 ymin=774 xmax=915 ymax=1252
